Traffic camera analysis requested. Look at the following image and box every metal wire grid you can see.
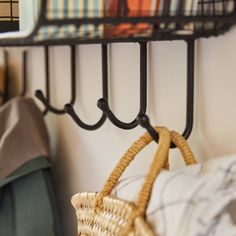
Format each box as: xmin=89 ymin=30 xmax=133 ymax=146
xmin=36 ymin=0 xmax=236 ymax=41
xmin=198 ymin=0 xmax=235 ymax=15
xmin=0 ymin=0 xmax=19 ymax=21
xmin=0 ymin=0 xmax=235 ymax=46
xmin=0 ymin=0 xmax=19 ymax=32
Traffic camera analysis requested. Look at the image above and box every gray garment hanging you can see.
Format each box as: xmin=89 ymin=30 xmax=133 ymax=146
xmin=0 ymin=97 xmax=61 ymax=236
xmin=0 ymin=157 xmax=61 ymax=236
xmin=0 ymin=96 xmax=49 ymax=180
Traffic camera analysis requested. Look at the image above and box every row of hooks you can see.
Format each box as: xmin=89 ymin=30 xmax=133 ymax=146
xmin=2 ymin=40 xmax=195 ymax=147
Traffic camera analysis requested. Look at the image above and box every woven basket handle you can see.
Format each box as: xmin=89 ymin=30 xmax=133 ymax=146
xmin=95 ymin=127 xmax=171 ymax=210
xmin=95 ymin=127 xmax=197 ymax=216
xmin=136 ymin=130 xmax=197 ymax=216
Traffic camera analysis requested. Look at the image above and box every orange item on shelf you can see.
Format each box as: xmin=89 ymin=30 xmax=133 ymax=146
xmin=104 ymin=0 xmax=152 ymax=37
xmin=154 ymin=0 xmax=160 ymax=16
xmin=105 ymin=0 xmax=152 ymax=16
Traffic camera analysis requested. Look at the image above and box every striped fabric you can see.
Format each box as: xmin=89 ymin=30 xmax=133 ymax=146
xmin=114 ymin=154 xmax=236 ymax=236
xmin=104 ymin=0 xmax=153 ymax=37
xmin=0 ymin=0 xmax=19 ymax=21
xmin=197 ymin=0 xmax=235 ymax=16
xmin=33 ymin=0 xmax=236 ymax=41
xmin=35 ymin=0 xmax=103 ymax=41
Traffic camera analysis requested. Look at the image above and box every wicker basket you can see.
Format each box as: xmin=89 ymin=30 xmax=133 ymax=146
xmin=72 ymin=127 xmax=197 ymax=236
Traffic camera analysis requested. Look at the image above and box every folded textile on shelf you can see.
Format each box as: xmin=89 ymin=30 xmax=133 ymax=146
xmin=193 ymin=0 xmax=235 ymax=32
xmin=104 ymin=0 xmax=153 ymax=38
xmin=0 ymin=0 xmax=235 ymax=41
xmin=0 ymin=0 xmax=104 ymax=40
xmin=36 ymin=0 xmax=104 ymax=41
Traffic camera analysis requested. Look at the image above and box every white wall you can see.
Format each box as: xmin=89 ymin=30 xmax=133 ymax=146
xmin=2 ymin=26 xmax=236 ymax=235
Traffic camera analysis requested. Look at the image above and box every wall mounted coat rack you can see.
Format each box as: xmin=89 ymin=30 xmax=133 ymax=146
xmin=1 ymin=0 xmax=236 ymax=146
xmin=97 ymin=39 xmax=195 ymax=145
xmin=0 ymin=0 xmax=236 ymax=46
xmin=31 ymin=39 xmax=194 ymax=145
xmin=35 ymin=45 xmax=77 ymax=115
xmin=64 ymin=44 xmax=108 ymax=131
xmin=97 ymin=41 xmax=147 ymax=130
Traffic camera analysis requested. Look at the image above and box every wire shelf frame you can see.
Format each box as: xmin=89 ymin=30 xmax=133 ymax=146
xmin=0 ymin=0 xmax=236 ymax=46
xmin=0 ymin=0 xmax=19 ymax=33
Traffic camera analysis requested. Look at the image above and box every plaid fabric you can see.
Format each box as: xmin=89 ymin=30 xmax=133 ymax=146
xmin=197 ymin=0 xmax=235 ymax=15
xmin=104 ymin=0 xmax=153 ymax=37
xmin=157 ymin=0 xmax=235 ymax=16
xmin=32 ymin=0 xmax=236 ymax=41
xmin=35 ymin=0 xmax=103 ymax=41
xmin=114 ymin=155 xmax=236 ymax=236
xmin=0 ymin=0 xmax=19 ymax=21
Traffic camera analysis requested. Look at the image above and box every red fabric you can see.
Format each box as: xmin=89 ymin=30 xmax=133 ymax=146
xmin=104 ymin=0 xmax=153 ymax=37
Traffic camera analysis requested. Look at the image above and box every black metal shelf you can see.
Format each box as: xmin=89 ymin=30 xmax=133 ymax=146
xmin=0 ymin=21 xmax=19 ymax=33
xmin=0 ymin=0 xmax=19 ymax=33
xmin=0 ymin=0 xmax=236 ymax=46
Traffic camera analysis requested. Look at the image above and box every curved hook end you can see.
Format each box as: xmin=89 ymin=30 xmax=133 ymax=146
xmin=64 ymin=103 xmax=74 ymax=114
xmin=64 ymin=103 xmax=107 ymax=131
xmin=34 ymin=90 xmax=48 ymax=116
xmin=137 ymin=114 xmax=151 ymax=129
xmin=97 ymin=98 xmax=109 ymax=112
xmin=35 ymin=89 xmax=45 ymax=101
xmin=136 ymin=114 xmax=159 ymax=142
xmin=35 ymin=89 xmax=65 ymax=115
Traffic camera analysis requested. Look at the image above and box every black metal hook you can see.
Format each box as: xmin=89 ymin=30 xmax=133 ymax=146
xmin=137 ymin=39 xmax=195 ymax=148
xmin=4 ymin=48 xmax=49 ymax=115
xmin=1 ymin=51 xmax=9 ymax=102
xmin=42 ymin=46 xmax=50 ymax=116
xmin=25 ymin=47 xmax=49 ymax=115
xmin=97 ymin=42 xmax=147 ymax=130
xmin=21 ymin=50 xmax=28 ymax=96
xmin=64 ymin=44 xmax=108 ymax=130
xmin=35 ymin=45 xmax=76 ymax=115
